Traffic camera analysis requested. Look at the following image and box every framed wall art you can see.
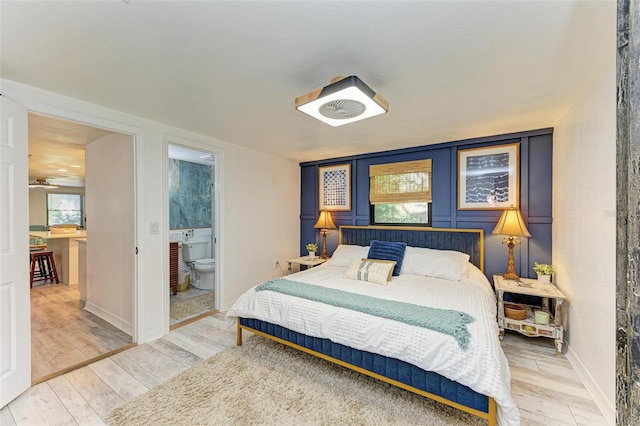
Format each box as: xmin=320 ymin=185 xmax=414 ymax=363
xmin=319 ymin=163 xmax=351 ymax=211
xmin=458 ymin=143 xmax=520 ymax=210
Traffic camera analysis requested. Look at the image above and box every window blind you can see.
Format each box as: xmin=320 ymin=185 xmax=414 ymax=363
xmin=369 ymin=159 xmax=432 ymax=204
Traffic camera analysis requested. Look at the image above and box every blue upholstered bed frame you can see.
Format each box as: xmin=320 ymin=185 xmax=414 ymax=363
xmin=340 ymin=225 xmax=484 ymax=271
xmin=236 ymin=226 xmax=496 ymax=425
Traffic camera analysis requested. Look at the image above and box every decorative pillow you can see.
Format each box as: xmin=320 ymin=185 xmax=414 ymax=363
xmin=400 ymin=246 xmax=470 ymax=281
xmin=344 ymin=259 xmax=396 ymax=285
xmin=367 ymin=240 xmax=407 ymax=276
xmin=361 ymin=258 xmax=396 ymax=281
xmin=325 ymin=244 xmax=370 ymax=268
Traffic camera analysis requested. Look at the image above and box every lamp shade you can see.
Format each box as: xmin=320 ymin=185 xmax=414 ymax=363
xmin=295 ymin=76 xmax=388 ymax=127
xmin=492 ymin=208 xmax=531 ymax=237
xmin=313 ymin=211 xmax=336 ymax=229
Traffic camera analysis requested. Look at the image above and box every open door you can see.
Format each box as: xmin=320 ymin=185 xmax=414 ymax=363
xmin=84 ymin=133 xmax=135 ymax=335
xmin=0 ymin=96 xmax=30 ymax=406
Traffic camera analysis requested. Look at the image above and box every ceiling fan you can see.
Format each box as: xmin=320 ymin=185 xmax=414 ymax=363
xmin=28 ymin=178 xmax=59 ymax=189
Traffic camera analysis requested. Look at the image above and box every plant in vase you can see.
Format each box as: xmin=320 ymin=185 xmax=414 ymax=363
xmin=306 ymin=243 xmax=318 ymax=259
xmin=533 ymin=262 xmax=555 ymax=283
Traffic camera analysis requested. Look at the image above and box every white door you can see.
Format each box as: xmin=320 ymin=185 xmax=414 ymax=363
xmin=84 ymin=133 xmax=135 ymax=334
xmin=0 ymin=96 xmax=30 ymax=407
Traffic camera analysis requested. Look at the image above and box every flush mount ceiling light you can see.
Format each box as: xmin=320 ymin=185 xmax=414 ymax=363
xmin=28 ymin=178 xmax=59 ymax=189
xmin=295 ymin=76 xmax=388 ymax=127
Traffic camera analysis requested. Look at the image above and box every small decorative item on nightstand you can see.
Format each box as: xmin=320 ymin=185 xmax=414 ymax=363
xmin=504 ymin=303 xmax=526 ymax=320
xmin=306 ymin=243 xmax=318 ymax=260
xmin=533 ymin=262 xmax=555 ymax=284
xmin=534 ymin=310 xmax=550 ymax=325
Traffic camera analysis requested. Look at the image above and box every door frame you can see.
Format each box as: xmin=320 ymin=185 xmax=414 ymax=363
xmin=22 ymin=100 xmax=143 ymax=342
xmin=163 ymin=134 xmax=224 ymax=322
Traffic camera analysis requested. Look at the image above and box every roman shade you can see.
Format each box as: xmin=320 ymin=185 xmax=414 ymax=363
xmin=369 ymin=159 xmax=432 ymax=204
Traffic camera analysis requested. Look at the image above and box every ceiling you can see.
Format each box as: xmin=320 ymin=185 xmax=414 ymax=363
xmin=27 ymin=113 xmax=112 ymax=187
xmin=27 ymin=113 xmax=213 ymax=187
xmin=1 ymin=1 xmax=614 ymax=167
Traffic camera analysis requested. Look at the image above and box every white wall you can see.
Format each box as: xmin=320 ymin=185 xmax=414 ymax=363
xmin=2 ymin=78 xmax=300 ymax=343
xmin=29 ymin=186 xmax=85 ymax=227
xmin=553 ymin=64 xmax=616 ymax=422
xmin=222 ymin=143 xmax=300 ymax=307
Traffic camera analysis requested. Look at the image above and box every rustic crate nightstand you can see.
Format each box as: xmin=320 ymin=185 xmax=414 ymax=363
xmin=493 ymin=274 xmax=567 ymax=354
xmin=286 ymin=256 xmax=329 ymax=274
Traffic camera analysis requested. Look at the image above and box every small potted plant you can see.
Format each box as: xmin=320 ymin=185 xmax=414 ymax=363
xmin=533 ymin=262 xmax=555 ymax=284
xmin=306 ymin=243 xmax=318 ymax=259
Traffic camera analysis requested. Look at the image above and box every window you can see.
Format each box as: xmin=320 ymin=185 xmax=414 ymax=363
xmin=369 ymin=159 xmax=432 ymax=226
xmin=47 ymin=193 xmax=84 ymax=227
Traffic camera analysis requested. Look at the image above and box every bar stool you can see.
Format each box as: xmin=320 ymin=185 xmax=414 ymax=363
xmin=30 ymin=250 xmax=59 ymax=288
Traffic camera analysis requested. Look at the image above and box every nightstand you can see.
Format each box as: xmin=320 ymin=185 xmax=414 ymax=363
xmin=493 ymin=274 xmax=567 ymax=354
xmin=286 ymin=256 xmax=329 ymax=274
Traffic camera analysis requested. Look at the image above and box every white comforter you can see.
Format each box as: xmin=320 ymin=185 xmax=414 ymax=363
xmin=226 ymin=264 xmax=519 ymax=426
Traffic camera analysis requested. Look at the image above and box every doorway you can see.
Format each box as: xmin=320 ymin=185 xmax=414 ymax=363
xmin=28 ymin=112 xmax=135 ymax=383
xmin=167 ymin=143 xmax=219 ymax=327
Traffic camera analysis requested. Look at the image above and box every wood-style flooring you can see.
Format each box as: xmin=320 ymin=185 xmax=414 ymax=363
xmin=30 ymin=283 xmax=132 ymax=383
xmin=3 ymin=311 xmax=608 ymax=425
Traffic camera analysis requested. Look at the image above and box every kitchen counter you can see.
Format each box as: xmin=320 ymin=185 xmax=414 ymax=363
xmin=30 ymin=230 xmax=87 ymax=285
xmin=29 ymin=230 xmax=87 ymax=239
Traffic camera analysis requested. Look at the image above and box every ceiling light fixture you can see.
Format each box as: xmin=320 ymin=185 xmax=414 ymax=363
xmin=295 ymin=76 xmax=388 ymax=127
xmin=28 ymin=178 xmax=59 ymax=189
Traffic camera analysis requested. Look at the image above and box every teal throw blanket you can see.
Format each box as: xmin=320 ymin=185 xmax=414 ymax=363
xmin=255 ymin=278 xmax=475 ymax=350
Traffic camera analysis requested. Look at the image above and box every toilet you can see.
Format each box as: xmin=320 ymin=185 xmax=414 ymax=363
xmin=182 ymin=239 xmax=215 ymax=290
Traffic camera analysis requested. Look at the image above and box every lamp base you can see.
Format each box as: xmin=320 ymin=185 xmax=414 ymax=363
xmin=319 ymin=229 xmax=329 ymax=259
xmin=502 ymin=237 xmax=521 ymax=281
xmin=502 ymin=271 xmax=521 ymax=281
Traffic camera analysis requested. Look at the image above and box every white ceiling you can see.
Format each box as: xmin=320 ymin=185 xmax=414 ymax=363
xmin=1 ymin=1 xmax=614 ymax=164
xmin=27 ymin=112 xmax=111 ymax=187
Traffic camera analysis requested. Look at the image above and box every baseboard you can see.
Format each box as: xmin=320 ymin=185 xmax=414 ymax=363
xmin=565 ymin=344 xmax=615 ymax=425
xmin=84 ymin=301 xmax=132 ymax=335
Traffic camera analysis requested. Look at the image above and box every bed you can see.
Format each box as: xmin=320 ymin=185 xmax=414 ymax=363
xmin=226 ymin=226 xmax=518 ymax=426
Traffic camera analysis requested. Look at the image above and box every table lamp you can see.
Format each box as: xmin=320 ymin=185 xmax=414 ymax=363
xmin=491 ymin=208 xmax=531 ymax=281
xmin=313 ymin=210 xmax=336 ymax=259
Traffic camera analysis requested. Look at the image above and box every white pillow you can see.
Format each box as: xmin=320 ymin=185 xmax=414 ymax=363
xmin=400 ymin=246 xmax=470 ymax=281
xmin=344 ymin=259 xmax=395 ymax=285
xmin=325 ymin=244 xmax=370 ymax=267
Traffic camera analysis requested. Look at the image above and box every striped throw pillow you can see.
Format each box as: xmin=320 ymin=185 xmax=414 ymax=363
xmin=344 ymin=260 xmax=396 ymax=285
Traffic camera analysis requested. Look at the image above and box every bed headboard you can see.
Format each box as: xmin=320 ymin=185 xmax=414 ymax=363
xmin=339 ymin=226 xmax=484 ymax=272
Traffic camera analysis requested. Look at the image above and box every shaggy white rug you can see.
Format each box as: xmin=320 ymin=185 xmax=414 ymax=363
xmin=107 ymin=336 xmax=483 ymax=425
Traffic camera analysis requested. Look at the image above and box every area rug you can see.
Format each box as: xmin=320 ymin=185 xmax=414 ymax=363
xmin=107 ymin=336 xmax=483 ymax=425
xmin=169 ymin=292 xmax=215 ymax=320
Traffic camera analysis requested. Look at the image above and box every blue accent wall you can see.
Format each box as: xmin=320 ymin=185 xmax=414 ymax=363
xmin=300 ymin=128 xmax=553 ymax=280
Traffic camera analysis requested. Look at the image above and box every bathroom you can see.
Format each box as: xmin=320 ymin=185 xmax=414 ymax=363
xmin=168 ymin=145 xmax=217 ymax=324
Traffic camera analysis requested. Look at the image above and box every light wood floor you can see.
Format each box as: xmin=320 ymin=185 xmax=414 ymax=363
xmin=4 ymin=312 xmax=607 ymax=425
xmin=30 ymin=283 xmax=132 ymax=382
